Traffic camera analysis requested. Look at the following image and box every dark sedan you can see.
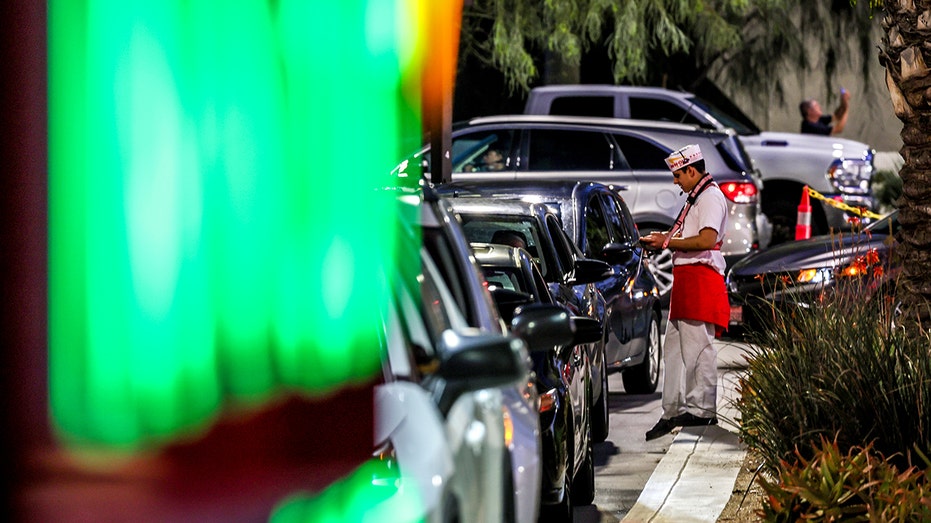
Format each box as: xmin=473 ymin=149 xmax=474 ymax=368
xmin=439 ymin=180 xmax=663 ymax=442
xmin=443 ymin=196 xmax=617 ymax=442
xmin=727 ymin=210 xmax=899 ymax=335
xmin=473 ymin=242 xmax=599 ymax=521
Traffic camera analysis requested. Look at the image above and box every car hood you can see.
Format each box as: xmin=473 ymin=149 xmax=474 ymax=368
xmin=728 ymin=232 xmax=891 ymax=277
xmin=741 ymin=132 xmax=873 ymax=158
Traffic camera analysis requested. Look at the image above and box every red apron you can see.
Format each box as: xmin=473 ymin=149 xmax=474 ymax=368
xmin=669 ymin=264 xmax=730 ymax=337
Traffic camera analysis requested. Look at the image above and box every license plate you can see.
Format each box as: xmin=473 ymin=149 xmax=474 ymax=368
xmin=729 ymin=304 xmax=743 ymax=325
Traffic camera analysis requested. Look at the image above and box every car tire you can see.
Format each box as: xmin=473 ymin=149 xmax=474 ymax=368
xmin=442 ymin=495 xmax=461 ymax=523
xmin=540 ymin=455 xmax=573 ymax=523
xmin=571 ymin=437 xmax=595 ymax=506
xmin=590 ymin=353 xmax=609 ymax=443
xmin=621 ymin=310 xmax=662 ymax=394
xmin=501 ymin=451 xmax=516 ymax=523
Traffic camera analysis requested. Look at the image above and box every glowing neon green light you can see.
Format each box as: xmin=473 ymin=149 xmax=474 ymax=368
xmin=49 ymin=0 xmax=422 ymax=449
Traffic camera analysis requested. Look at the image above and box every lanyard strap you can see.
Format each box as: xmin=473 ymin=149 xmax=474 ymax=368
xmin=662 ymin=174 xmax=717 ymax=250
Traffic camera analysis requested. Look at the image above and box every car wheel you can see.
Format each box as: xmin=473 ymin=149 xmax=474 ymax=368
xmin=540 ymin=456 xmax=573 ymax=523
xmin=442 ymin=495 xmax=461 ymax=523
xmin=571 ymin=436 xmax=595 ymax=506
xmin=501 ymin=451 xmax=516 ymax=523
xmin=590 ymin=353 xmax=609 ymax=443
xmin=621 ymin=310 xmax=662 ymax=394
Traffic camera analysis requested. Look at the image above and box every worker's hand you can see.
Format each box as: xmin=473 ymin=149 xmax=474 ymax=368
xmin=639 ymin=232 xmax=667 ymax=250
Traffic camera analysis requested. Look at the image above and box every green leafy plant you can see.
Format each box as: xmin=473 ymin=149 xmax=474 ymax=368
xmin=736 ymin=268 xmax=931 ymax=474
xmin=871 ymin=169 xmax=902 ymax=213
xmin=759 ymin=436 xmax=931 ymax=522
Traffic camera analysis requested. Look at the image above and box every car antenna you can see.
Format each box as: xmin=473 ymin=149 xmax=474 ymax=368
xmin=674 ymin=84 xmax=694 ymax=124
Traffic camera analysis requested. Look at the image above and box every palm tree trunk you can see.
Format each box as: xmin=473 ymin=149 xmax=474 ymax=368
xmin=880 ymin=0 xmax=931 ymax=326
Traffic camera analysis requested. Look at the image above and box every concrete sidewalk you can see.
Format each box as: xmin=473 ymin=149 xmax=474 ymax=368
xmin=623 ymin=426 xmax=746 ymax=522
xmin=621 ymin=338 xmax=751 ymax=522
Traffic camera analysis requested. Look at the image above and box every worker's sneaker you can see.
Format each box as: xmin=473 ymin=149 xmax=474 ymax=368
xmin=645 ymin=418 xmax=677 ymax=441
xmin=673 ymin=412 xmax=718 ymax=427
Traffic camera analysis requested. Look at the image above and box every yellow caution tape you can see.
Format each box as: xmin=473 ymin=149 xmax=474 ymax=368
xmin=805 ymin=187 xmax=884 ymax=220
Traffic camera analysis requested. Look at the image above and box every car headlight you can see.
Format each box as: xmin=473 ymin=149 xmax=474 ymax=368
xmin=827 ymin=156 xmax=874 ymax=195
xmin=796 ymin=267 xmax=833 ymax=284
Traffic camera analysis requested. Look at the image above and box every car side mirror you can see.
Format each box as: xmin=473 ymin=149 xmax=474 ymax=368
xmin=602 ymin=242 xmax=636 ymax=265
xmin=567 ymin=257 xmax=613 ymax=285
xmin=434 ymin=329 xmax=528 ymax=415
xmin=571 ymin=316 xmax=603 ymax=346
xmin=510 ymin=303 xmax=575 ymax=353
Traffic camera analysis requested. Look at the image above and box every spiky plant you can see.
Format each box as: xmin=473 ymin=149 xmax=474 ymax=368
xmin=736 ymin=268 xmax=931 ymax=473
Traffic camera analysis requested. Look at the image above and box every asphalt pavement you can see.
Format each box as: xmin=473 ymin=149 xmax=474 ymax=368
xmin=620 ymin=338 xmax=751 ymax=523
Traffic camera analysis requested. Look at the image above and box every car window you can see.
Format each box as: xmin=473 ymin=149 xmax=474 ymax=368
xmin=526 ymin=129 xmax=618 ymax=171
xmin=629 ymin=96 xmax=707 ymax=127
xmin=483 ymin=266 xmax=524 ymax=292
xmin=715 ymin=140 xmax=753 ymax=173
xmin=546 ymin=214 xmax=576 ymax=276
xmin=450 ymin=130 xmax=516 ymax=173
xmin=422 ymin=226 xmax=477 ymax=327
xmin=383 ymin=292 xmax=416 ymax=381
xmin=583 ymin=194 xmax=612 ymax=258
xmin=458 ymin=215 xmax=550 ymax=279
xmin=387 ymin=248 xmax=469 ymax=381
xmin=613 ymin=133 xmax=671 ymax=170
xmin=601 ymin=192 xmax=637 ymax=243
xmin=549 ymin=96 xmax=614 ymax=117
xmin=419 ymin=247 xmax=470 ymax=339
xmin=528 ymin=259 xmax=554 ymax=304
xmin=865 ymin=210 xmax=899 ymax=235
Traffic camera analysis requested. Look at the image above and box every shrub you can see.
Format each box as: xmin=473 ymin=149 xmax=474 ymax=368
xmin=871 ymin=169 xmax=902 ymax=214
xmin=759 ymin=436 xmax=931 ymax=521
xmin=736 ymin=274 xmax=931 ymax=474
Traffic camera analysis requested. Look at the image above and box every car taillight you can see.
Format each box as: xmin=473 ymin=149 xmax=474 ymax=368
xmin=719 ymin=182 xmax=758 ymax=203
xmin=539 ymin=388 xmax=557 ymax=413
xmin=502 ymin=407 xmax=514 ymax=447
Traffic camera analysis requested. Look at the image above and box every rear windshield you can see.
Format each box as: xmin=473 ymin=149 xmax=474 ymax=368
xmin=715 ymin=139 xmax=754 ymax=174
xmin=686 ymin=96 xmax=760 ymax=136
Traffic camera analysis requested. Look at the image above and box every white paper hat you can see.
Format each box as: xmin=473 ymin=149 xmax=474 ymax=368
xmin=664 ymin=144 xmax=703 ymax=171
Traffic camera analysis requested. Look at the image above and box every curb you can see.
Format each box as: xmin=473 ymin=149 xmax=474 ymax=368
xmin=622 ymin=425 xmax=746 ymax=522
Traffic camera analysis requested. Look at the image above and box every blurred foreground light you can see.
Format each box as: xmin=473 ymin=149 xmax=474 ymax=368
xmin=49 ymin=0 xmax=422 ymax=449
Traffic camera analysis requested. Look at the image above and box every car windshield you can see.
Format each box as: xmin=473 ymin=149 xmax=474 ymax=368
xmin=865 ymin=210 xmax=899 ymax=235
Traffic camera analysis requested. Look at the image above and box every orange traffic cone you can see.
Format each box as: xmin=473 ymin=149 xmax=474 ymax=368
xmin=795 ymin=186 xmax=812 ymax=240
